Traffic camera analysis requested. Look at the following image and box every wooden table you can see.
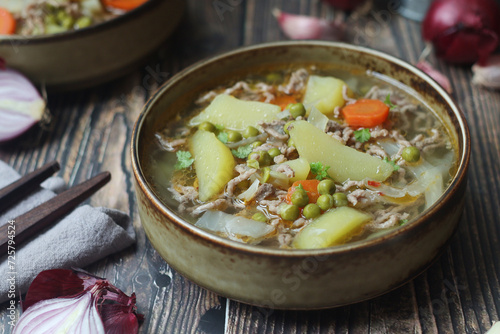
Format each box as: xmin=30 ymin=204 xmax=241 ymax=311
xmin=2 ymin=1 xmax=500 ymax=333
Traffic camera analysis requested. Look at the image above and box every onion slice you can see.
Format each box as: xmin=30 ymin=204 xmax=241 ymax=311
xmin=195 ymin=210 xmax=275 ymax=242
xmin=0 ymin=67 xmax=46 ymax=142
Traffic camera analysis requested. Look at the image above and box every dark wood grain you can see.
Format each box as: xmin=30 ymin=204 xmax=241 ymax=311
xmin=1 ymin=0 xmax=500 ymax=333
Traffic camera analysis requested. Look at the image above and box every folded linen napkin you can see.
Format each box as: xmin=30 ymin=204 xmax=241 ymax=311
xmin=0 ymin=161 xmax=136 ymax=304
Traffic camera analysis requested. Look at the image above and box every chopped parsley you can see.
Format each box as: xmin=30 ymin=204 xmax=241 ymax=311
xmin=354 ymin=128 xmax=371 ymax=143
xmin=383 ymin=157 xmax=400 ymax=171
xmin=296 ymin=184 xmax=305 ymax=191
xmin=174 ymin=151 xmax=194 ymax=170
xmin=384 ymin=94 xmax=397 ymax=110
xmin=231 ymin=145 xmax=253 ymax=159
xmin=399 ymin=219 xmax=409 ymax=226
xmin=217 ymin=132 xmax=228 ymax=144
xmin=310 ymin=162 xmax=330 ymax=180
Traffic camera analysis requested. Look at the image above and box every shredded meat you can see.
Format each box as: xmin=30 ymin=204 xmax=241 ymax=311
xmin=259 ymin=120 xmax=288 ymax=140
xmin=254 ymin=183 xmax=280 ymax=201
xmin=275 ymin=164 xmax=295 ymax=178
xmin=225 ymin=168 xmax=257 ymax=197
xmin=278 ymin=68 xmax=309 ymax=94
xmin=155 ymin=134 xmax=186 ymax=152
xmin=343 ymin=85 xmax=357 ymax=105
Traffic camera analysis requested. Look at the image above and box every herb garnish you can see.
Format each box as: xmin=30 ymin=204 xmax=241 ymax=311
xmin=354 ymin=128 xmax=371 ymax=143
xmin=174 ymin=151 xmax=194 ymax=170
xmin=217 ymin=132 xmax=228 ymax=144
xmin=231 ymin=145 xmax=253 ymax=159
xmin=310 ymin=162 xmax=331 ymax=180
xmin=383 ymin=157 xmax=400 ymax=171
xmin=384 ymin=94 xmax=397 ymax=110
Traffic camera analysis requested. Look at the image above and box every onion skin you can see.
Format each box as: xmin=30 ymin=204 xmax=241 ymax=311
xmin=472 ymin=55 xmax=500 ymax=89
xmin=422 ymin=0 xmax=500 ymax=65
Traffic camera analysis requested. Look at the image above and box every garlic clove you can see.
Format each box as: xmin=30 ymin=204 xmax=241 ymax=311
xmin=472 ymin=55 xmax=500 ymax=89
xmin=272 ymin=9 xmax=345 ymax=41
xmin=416 ymin=61 xmax=453 ymax=94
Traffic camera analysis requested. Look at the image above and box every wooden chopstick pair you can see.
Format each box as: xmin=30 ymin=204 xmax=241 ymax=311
xmin=0 ymin=161 xmax=111 ymax=254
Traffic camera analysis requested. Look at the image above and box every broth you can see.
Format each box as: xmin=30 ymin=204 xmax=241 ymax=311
xmin=145 ymin=66 xmax=458 ymax=249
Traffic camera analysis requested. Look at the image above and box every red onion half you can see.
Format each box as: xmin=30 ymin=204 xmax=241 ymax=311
xmin=14 ymin=269 xmax=143 ymax=334
xmin=422 ymin=0 xmax=500 ymax=65
xmin=0 ymin=67 xmax=46 ymax=143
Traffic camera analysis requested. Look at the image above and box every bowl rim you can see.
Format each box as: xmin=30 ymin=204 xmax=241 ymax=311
xmin=0 ymin=0 xmax=161 ymax=45
xmin=131 ymin=40 xmax=471 ymax=257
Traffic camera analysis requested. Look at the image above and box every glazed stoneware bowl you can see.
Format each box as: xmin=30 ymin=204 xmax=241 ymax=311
xmin=0 ymin=0 xmax=184 ymax=91
xmin=131 ymin=41 xmax=470 ymax=309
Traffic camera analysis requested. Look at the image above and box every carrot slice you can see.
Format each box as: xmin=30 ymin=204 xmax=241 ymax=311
xmin=342 ymin=99 xmax=389 ymax=128
xmin=0 ymin=8 xmax=16 ymax=35
xmin=102 ymin=0 xmax=148 ymax=11
xmin=286 ymin=180 xmax=321 ymax=204
xmin=271 ymin=95 xmax=297 ymax=110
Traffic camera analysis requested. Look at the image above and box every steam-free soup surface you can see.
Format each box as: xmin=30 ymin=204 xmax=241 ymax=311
xmin=146 ymin=66 xmax=457 ymax=249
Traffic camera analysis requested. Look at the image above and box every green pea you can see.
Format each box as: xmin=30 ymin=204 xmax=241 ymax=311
xmin=61 ymin=16 xmax=74 ymax=29
xmin=266 ymin=72 xmax=282 ymax=83
xmin=250 ymin=141 xmax=262 ymax=149
xmin=333 ymin=192 xmax=348 ymax=207
xmin=288 ymin=103 xmax=306 ymax=118
xmin=291 ymin=189 xmax=309 ymax=207
xmin=268 ymin=148 xmax=281 ymax=158
xmin=45 ymin=24 xmax=66 ymax=34
xmin=243 ymin=126 xmax=260 ymax=138
xmin=260 ymin=167 xmax=271 ymax=183
xmin=198 ymin=121 xmax=216 ymax=132
xmin=317 ymin=179 xmax=336 ymax=195
xmin=252 ymin=212 xmax=268 ymax=222
xmin=280 ymin=204 xmax=300 ymax=221
xmin=402 ymin=146 xmax=420 ymax=163
xmin=257 ymin=151 xmax=272 ymax=167
xmin=75 ymin=16 xmax=92 ymax=29
xmin=227 ymin=130 xmax=242 ymax=143
xmin=283 ymin=121 xmax=294 ymax=135
xmin=44 ymin=15 xmax=57 ymax=26
xmin=56 ymin=10 xmax=68 ymax=22
xmin=303 ymin=203 xmax=321 ymax=219
xmin=287 ymin=138 xmax=295 ymax=148
xmin=317 ymin=194 xmax=334 ymax=211
xmin=247 ymin=159 xmax=259 ymax=169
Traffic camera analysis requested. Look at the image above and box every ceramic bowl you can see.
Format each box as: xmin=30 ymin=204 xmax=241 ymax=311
xmin=131 ymin=41 xmax=470 ymax=309
xmin=0 ymin=0 xmax=184 ymax=91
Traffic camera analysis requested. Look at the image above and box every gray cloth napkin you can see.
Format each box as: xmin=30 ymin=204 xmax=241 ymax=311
xmin=0 ymin=161 xmax=136 ymax=304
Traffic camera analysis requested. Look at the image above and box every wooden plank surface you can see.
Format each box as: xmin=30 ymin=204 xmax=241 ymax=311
xmin=1 ymin=0 xmax=500 ymax=333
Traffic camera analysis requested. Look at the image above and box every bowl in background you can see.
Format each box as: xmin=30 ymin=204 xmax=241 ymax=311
xmin=131 ymin=41 xmax=470 ymax=309
xmin=0 ymin=0 xmax=184 ymax=91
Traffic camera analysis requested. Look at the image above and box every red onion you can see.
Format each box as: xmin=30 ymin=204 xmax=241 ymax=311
xmin=321 ymin=0 xmax=366 ymax=11
xmin=273 ymin=9 xmax=345 ymax=40
xmin=422 ymin=0 xmax=500 ymax=65
xmin=0 ymin=67 xmax=46 ymax=143
xmin=14 ymin=269 xmax=143 ymax=334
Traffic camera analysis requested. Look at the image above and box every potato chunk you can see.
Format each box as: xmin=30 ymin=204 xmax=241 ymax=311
xmin=190 ymin=130 xmax=236 ymax=201
xmin=288 ymin=121 xmax=393 ymax=183
xmin=271 ymin=157 xmax=310 ymax=183
xmin=303 ymin=75 xmax=347 ymax=115
xmin=189 ymin=94 xmax=281 ymax=131
xmin=293 ymin=207 xmax=372 ymax=249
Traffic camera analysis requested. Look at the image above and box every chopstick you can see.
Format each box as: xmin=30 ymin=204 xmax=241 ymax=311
xmin=0 ymin=171 xmax=111 ymax=254
xmin=0 ymin=161 xmax=60 ymax=214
